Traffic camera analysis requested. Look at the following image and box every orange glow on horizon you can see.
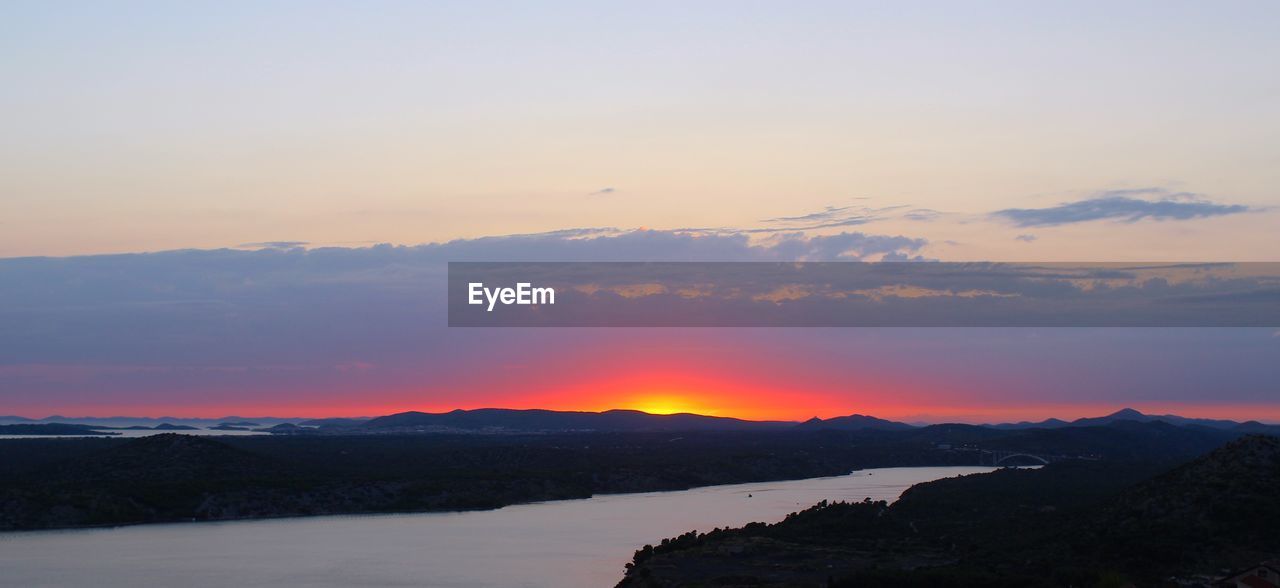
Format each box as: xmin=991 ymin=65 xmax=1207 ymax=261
xmin=11 ymin=366 xmax=1280 ymax=425
xmin=12 ymin=398 xmax=1280 ymax=425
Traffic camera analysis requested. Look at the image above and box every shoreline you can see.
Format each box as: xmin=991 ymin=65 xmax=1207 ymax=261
xmin=0 ymin=465 xmax=996 ymax=535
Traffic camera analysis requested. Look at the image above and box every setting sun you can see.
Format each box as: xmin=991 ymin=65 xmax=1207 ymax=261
xmin=624 ymin=394 xmax=715 ymax=416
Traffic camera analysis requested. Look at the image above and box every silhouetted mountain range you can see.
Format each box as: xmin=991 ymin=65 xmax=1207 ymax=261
xmin=360 ymin=408 xmax=796 ymax=432
xmin=2 ymin=407 xmax=1277 ymax=436
xmin=795 ymin=414 xmax=915 ymax=431
xmin=350 ymin=406 xmax=1278 ymax=435
xmin=297 ymin=417 xmax=368 ymax=428
xmin=990 ymin=407 xmax=1274 ymax=431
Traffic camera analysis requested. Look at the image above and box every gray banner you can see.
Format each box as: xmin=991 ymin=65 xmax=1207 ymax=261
xmin=448 ymin=262 xmax=1280 ymax=327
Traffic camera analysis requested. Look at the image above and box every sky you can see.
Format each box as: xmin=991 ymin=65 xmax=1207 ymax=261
xmin=1 ymin=1 xmax=1278 ymax=421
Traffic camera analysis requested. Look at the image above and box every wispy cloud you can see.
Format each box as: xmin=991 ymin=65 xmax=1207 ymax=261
xmin=991 ymin=188 xmax=1250 ymax=227
xmin=588 ymin=187 xmax=616 ymax=196
xmin=762 ymin=205 xmax=858 ymax=224
xmin=239 ymin=241 xmax=309 ymax=250
xmin=1015 ymin=234 xmax=1037 ymax=243
xmin=755 ymin=204 xmax=916 ymax=232
xmin=902 ymin=208 xmax=943 ymax=222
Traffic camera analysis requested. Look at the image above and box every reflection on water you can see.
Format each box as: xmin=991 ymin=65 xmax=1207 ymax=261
xmin=0 ymin=466 xmax=994 ymax=588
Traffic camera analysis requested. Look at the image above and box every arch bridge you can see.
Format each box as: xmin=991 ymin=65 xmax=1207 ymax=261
xmin=982 ymin=450 xmax=1050 ymax=466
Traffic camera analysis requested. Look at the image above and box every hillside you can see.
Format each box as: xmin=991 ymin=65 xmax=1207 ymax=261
xmin=618 ymin=435 xmax=1280 ymax=587
xmin=1069 ymin=434 xmax=1280 ymax=574
xmin=794 ymin=414 xmax=914 ymax=431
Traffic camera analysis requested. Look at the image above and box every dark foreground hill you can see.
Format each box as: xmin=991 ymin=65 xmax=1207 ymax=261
xmin=617 ymin=435 xmax=1280 ymax=587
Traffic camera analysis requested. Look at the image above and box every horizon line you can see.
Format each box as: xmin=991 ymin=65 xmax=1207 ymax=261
xmin=4 ymin=405 xmax=1278 ymax=427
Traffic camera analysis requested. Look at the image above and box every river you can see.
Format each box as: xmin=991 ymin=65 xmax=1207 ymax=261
xmin=0 ymin=466 xmax=994 ymax=587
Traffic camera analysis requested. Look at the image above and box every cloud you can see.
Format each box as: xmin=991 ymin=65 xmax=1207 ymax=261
xmin=991 ymin=188 xmax=1250 ymax=227
xmin=4 ymin=239 xmax=1279 ymax=414
xmin=1015 ymin=234 xmax=1037 ymax=243
xmin=759 ymin=206 xmax=876 ymax=230
xmin=448 ymin=261 xmax=1280 ymax=327
xmin=902 ymin=208 xmax=943 ymax=222
xmin=588 ymin=187 xmax=616 ymax=196
xmin=239 ymin=241 xmax=309 ymax=250
xmin=429 ymin=227 xmax=926 ymax=262
xmin=763 ymin=205 xmax=856 ymax=224
xmin=0 ymin=227 xmax=930 ymax=351
xmin=0 ymin=225 xmax=937 ymax=410
xmin=757 ymin=204 xmax=920 ymax=232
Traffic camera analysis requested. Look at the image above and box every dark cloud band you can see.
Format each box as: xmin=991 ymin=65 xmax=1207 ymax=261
xmin=992 ymin=189 xmax=1250 ymax=227
xmin=449 ymin=262 xmax=1280 ymax=327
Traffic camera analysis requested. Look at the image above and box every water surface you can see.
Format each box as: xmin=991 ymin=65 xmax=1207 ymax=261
xmin=0 ymin=466 xmax=993 ymax=587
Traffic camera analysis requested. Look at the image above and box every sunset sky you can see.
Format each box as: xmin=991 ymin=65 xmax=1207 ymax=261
xmin=1 ymin=2 xmax=1278 ymax=422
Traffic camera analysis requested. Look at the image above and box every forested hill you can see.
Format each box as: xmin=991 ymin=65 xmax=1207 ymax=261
xmin=618 ymin=434 xmax=1280 ymax=587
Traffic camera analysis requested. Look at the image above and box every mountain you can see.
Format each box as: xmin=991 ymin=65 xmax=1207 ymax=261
xmin=361 ymin=408 xmax=794 ymax=432
xmin=1070 ymin=407 xmax=1261 ymax=430
xmin=298 ymin=417 xmax=369 ymax=428
xmin=88 ymin=423 xmax=202 ymax=431
xmin=793 ymin=414 xmax=915 ymax=431
xmin=987 ymin=417 xmax=1070 ymax=429
xmin=254 ymin=423 xmax=305 ymax=433
xmin=1236 ymin=420 xmax=1280 ymax=433
xmin=986 ymin=408 xmax=1280 ymax=433
xmin=153 ymin=423 xmax=199 ymax=430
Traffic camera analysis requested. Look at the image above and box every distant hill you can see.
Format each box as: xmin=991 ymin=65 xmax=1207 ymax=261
xmin=361 ymin=408 xmax=794 ymax=432
xmin=253 ymin=423 xmax=305 ymax=433
xmin=793 ymin=414 xmax=914 ymax=431
xmin=1069 ymin=407 xmax=1252 ymax=430
xmin=344 ymin=407 xmax=1280 ymax=435
xmin=153 ymin=423 xmax=199 ymax=430
xmin=986 ymin=417 xmax=1070 ymax=429
xmin=92 ymin=423 xmax=202 ymax=431
xmin=988 ymin=407 xmax=1280 ymax=433
xmin=298 ymin=417 xmax=369 ymax=428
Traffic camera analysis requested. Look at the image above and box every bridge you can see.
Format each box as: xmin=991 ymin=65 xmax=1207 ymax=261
xmin=980 ymin=450 xmax=1050 ymax=466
